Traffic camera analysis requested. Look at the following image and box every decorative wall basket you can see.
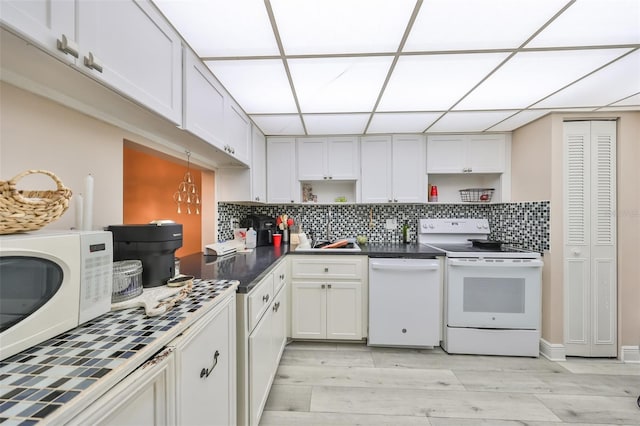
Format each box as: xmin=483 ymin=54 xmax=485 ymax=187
xmin=0 ymin=169 xmax=72 ymax=234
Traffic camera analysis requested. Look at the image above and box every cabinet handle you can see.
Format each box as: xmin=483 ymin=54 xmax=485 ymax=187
xmin=321 ymin=284 xmax=326 ymax=289
xmin=199 ymin=350 xmax=220 ymax=379
xmin=84 ymin=52 xmax=103 ymax=73
xmin=56 ymin=34 xmax=79 ymax=58
xmin=255 ymin=196 xmax=260 ymax=201
xmin=280 ymin=274 xmax=285 ymax=280
xmin=324 ymin=267 xmax=329 ymax=272
xmin=394 ymin=199 xmax=398 ymax=203
xmin=290 ymin=200 xmax=294 ymax=203
xmin=327 ymin=284 xmax=332 ymax=289
xmin=263 ymin=294 xmax=270 ymax=303
xmin=323 ymin=176 xmax=327 ymax=180
xmin=388 ymin=199 xmax=392 ymax=203
xmin=329 ymin=176 xmax=333 ymax=180
xmin=273 ymin=301 xmax=280 ymax=312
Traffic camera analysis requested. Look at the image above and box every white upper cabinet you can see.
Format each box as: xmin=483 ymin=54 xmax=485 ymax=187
xmin=427 ymin=134 xmax=506 ymax=173
xmin=297 ymin=137 xmax=359 ymax=181
xmin=184 ymin=48 xmax=226 ymax=148
xmin=1 ymin=0 xmax=183 ymax=124
xmin=361 ymin=135 xmax=426 ymax=203
xmin=225 ymin=100 xmax=251 ymax=165
xmin=267 ymin=138 xmax=299 ymax=204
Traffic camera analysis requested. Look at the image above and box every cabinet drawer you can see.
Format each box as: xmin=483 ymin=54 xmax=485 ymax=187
xmin=272 ymin=259 xmax=288 ymax=294
xmin=291 ymin=256 xmax=363 ymax=279
xmin=247 ymin=274 xmax=274 ymax=332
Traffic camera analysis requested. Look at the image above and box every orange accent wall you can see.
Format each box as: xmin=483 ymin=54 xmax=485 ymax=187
xmin=123 ymin=146 xmax=202 ymax=257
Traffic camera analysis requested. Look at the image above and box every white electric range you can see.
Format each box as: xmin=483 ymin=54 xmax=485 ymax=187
xmin=418 ymin=218 xmax=543 ymax=357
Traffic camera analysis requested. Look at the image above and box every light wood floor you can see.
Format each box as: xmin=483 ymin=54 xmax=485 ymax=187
xmin=260 ymin=341 xmax=640 ymax=425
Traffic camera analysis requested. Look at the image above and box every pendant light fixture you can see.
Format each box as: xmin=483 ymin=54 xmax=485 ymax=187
xmin=173 ymin=150 xmax=200 ymax=214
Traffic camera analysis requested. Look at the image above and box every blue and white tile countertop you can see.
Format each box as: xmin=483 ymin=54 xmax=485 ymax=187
xmin=0 ymin=279 xmax=238 ymax=425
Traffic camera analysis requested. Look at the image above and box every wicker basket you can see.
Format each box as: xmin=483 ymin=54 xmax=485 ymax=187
xmin=0 ymin=170 xmax=72 ymax=234
xmin=459 ymin=188 xmax=494 ymax=203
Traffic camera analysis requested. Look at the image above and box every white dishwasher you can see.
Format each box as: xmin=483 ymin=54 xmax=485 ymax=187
xmin=368 ymin=257 xmax=441 ymax=348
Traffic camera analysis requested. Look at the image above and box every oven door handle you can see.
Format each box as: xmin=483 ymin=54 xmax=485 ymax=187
xmin=370 ymin=261 xmax=439 ymax=271
xmin=448 ymin=259 xmax=543 ymax=268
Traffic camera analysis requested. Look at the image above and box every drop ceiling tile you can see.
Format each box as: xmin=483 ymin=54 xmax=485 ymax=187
xmin=153 ymin=0 xmax=279 ymax=57
xmin=367 ymin=112 xmax=442 ymax=133
xmin=250 ymin=114 xmax=305 ymax=135
xmin=487 ymin=110 xmax=551 ymax=131
xmin=534 ymin=50 xmax=640 ymax=109
xmin=377 ymin=53 xmax=509 ymax=111
xmin=205 ymin=59 xmax=297 ymax=113
xmin=289 ymin=56 xmax=393 ymax=113
xmin=527 ymin=0 xmax=640 ymax=48
xmin=455 ymin=48 xmax=631 ymax=110
xmin=610 ymin=92 xmax=640 ymax=106
xmin=270 ymin=0 xmax=416 ymax=55
xmin=404 ymin=0 xmax=567 ymax=51
xmin=428 ymin=111 xmax=516 ymax=133
xmin=595 ymin=106 xmax=640 ymax=112
xmin=303 ymin=114 xmax=370 ymax=135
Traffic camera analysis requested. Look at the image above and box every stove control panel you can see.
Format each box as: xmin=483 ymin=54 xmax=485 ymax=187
xmin=419 ymin=218 xmax=489 ymax=234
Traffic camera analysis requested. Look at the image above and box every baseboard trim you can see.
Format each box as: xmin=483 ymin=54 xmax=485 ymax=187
xmin=539 ymin=338 xmax=566 ymax=361
xmin=621 ymin=345 xmax=640 ymax=363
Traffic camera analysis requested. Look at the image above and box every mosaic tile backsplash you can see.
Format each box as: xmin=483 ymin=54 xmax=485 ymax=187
xmin=218 ymin=201 xmax=550 ymax=253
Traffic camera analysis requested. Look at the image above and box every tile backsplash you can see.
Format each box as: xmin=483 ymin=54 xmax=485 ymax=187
xmin=218 ymin=201 xmax=550 ymax=252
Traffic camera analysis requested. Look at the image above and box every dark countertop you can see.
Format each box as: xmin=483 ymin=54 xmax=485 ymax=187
xmin=180 ymin=243 xmax=443 ymax=293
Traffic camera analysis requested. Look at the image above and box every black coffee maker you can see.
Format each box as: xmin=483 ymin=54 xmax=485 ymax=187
xmin=241 ymin=215 xmax=276 ymax=246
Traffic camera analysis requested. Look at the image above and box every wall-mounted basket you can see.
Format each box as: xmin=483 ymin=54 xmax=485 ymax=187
xmin=0 ymin=170 xmax=72 ymax=234
xmin=459 ymin=188 xmax=494 ymax=203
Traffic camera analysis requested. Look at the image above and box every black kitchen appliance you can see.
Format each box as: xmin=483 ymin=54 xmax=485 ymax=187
xmin=241 ymin=215 xmax=276 ymax=246
xmin=107 ymin=223 xmax=182 ymax=288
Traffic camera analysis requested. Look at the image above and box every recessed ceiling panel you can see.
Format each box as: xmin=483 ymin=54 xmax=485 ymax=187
xmin=289 ymin=57 xmax=393 ymax=113
xmin=303 ymin=114 xmax=370 ymax=135
xmin=404 ymin=0 xmax=567 ymax=51
xmin=428 ymin=111 xmax=516 ymax=133
xmin=378 ymin=53 xmax=509 ymax=111
xmin=270 ymin=0 xmax=416 ymax=55
xmin=534 ymin=50 xmax=640 ymax=108
xmin=153 ymin=0 xmax=279 ymax=57
xmin=250 ymin=114 xmax=305 ymax=135
xmin=205 ymin=59 xmax=297 ymax=113
xmin=487 ymin=110 xmax=551 ymax=132
xmin=367 ymin=112 xmax=442 ymax=133
xmin=456 ymin=49 xmax=630 ymax=110
xmin=610 ymin=92 xmax=640 ymax=106
xmin=527 ymin=0 xmax=640 ymax=48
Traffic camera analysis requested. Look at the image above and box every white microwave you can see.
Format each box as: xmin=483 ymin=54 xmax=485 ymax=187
xmin=0 ymin=230 xmax=113 ymax=360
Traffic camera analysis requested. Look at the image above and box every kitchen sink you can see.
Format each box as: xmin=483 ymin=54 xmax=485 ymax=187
xmin=295 ymin=240 xmax=361 ymax=252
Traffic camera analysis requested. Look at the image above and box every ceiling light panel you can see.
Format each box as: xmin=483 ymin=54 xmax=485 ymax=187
xmin=205 ymin=59 xmax=297 ymax=113
xmin=487 ymin=109 xmax=551 ymax=132
xmin=378 ymin=53 xmax=509 ymax=111
xmin=456 ymin=49 xmax=630 ymax=110
xmin=153 ymin=0 xmax=279 ymax=57
xmin=250 ymin=114 xmax=305 ymax=135
xmin=367 ymin=112 xmax=442 ymax=133
xmin=527 ymin=0 xmax=640 ymax=48
xmin=428 ymin=111 xmax=516 ymax=132
xmin=404 ymin=0 xmax=567 ymax=51
xmin=289 ymin=56 xmax=393 ymax=113
xmin=270 ymin=0 xmax=416 ymax=55
xmin=534 ymin=50 xmax=640 ymax=108
xmin=303 ymin=114 xmax=370 ymax=135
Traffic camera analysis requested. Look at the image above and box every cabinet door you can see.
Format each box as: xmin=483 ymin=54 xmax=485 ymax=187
xmin=327 ymin=137 xmax=359 ymax=180
xmin=360 ymin=136 xmax=392 ymax=203
xmin=271 ymin=287 xmax=288 ymax=369
xmin=248 ymin=308 xmax=273 ymax=426
xmin=272 ymin=258 xmax=289 ymax=294
xmin=392 ymin=135 xmax=426 ymax=203
xmin=251 ymin=126 xmax=267 ymax=202
xmin=326 ymin=282 xmax=362 ymax=340
xmin=291 ymin=281 xmax=326 ymax=339
xmin=297 ymin=137 xmax=327 ymax=180
xmin=267 ymin=138 xmax=298 ymax=203
xmin=0 ymin=0 xmax=76 ymax=64
xmin=467 ymin=134 xmax=505 ymax=173
xmin=184 ymin=49 xmax=226 ymax=148
xmin=247 ymin=273 xmax=274 ymax=333
xmin=226 ymin=100 xmax=251 ymax=165
xmin=77 ymin=0 xmax=182 ymax=123
xmin=427 ymin=135 xmax=466 ymax=173
xmin=174 ymin=299 xmax=235 ymax=426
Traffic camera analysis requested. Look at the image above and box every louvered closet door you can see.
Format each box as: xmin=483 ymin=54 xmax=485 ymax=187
xmin=563 ymin=120 xmax=617 ymax=357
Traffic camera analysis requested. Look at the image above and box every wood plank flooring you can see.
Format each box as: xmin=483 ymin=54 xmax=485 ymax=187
xmin=260 ymin=341 xmax=640 ymax=425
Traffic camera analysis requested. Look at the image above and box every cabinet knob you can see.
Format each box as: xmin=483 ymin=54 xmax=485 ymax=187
xmin=572 ymin=249 xmax=581 ymax=256
xmin=394 ymin=199 xmax=398 ymax=203
xmin=56 ymin=34 xmax=79 ymax=58
xmin=263 ymin=294 xmax=270 ymax=303
xmin=324 ymin=267 xmax=329 ymax=272
xmin=327 ymin=284 xmax=332 ymax=289
xmin=199 ymin=350 xmax=220 ymax=379
xmin=388 ymin=199 xmax=392 ymax=203
xmin=329 ymin=176 xmax=333 ymax=180
xmin=323 ymin=176 xmax=327 ymax=180
xmin=273 ymin=301 xmax=280 ymax=312
xmin=290 ymin=200 xmax=294 ymax=203
xmin=321 ymin=284 xmax=326 ymax=289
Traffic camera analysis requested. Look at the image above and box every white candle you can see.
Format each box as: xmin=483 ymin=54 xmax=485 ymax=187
xmin=75 ymin=193 xmax=83 ymax=230
xmin=83 ymin=174 xmax=94 ymax=231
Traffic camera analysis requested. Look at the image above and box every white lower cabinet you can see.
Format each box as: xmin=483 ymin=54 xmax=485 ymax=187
xmin=171 ymin=294 xmax=236 ymax=426
xmin=291 ymin=255 xmax=366 ymax=341
xmin=237 ymin=258 xmax=289 ymax=426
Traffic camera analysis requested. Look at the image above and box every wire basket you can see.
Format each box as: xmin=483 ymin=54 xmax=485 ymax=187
xmin=459 ymin=188 xmax=494 ymax=203
xmin=0 ymin=170 xmax=72 ymax=235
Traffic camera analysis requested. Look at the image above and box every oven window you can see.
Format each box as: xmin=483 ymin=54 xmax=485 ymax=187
xmin=463 ymin=277 xmax=525 ymax=314
xmin=0 ymin=256 xmax=63 ymax=332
